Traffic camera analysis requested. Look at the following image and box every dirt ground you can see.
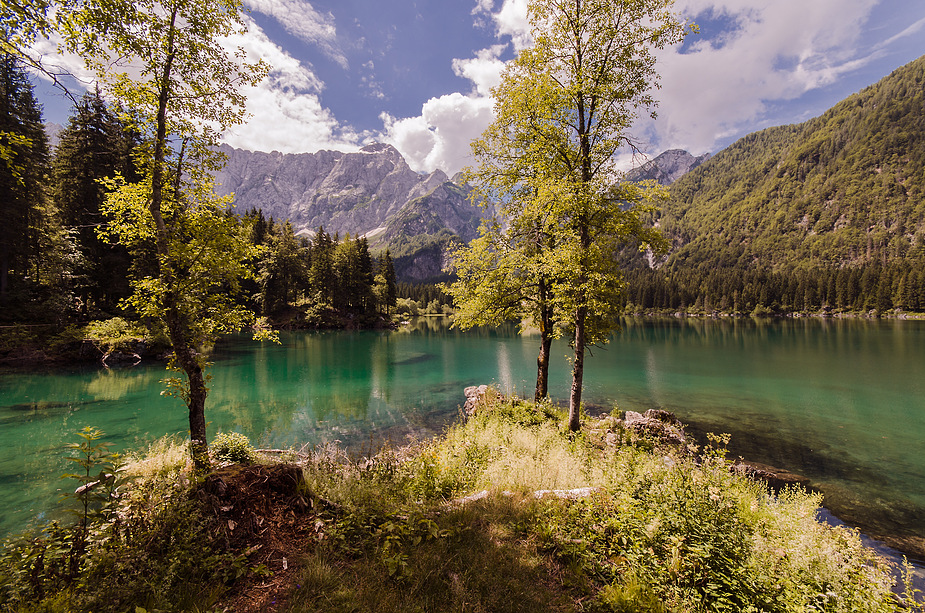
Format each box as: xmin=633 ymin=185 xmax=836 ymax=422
xmin=196 ymin=463 xmax=320 ymax=612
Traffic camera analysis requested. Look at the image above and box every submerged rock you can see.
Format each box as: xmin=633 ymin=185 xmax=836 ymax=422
xmin=732 ymin=460 xmax=813 ymax=493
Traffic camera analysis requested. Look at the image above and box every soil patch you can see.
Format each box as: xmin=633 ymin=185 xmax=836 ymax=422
xmin=196 ymin=463 xmax=319 ymax=612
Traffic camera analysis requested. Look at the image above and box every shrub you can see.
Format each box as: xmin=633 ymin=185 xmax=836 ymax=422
xmin=83 ymin=317 xmax=147 ymax=354
xmin=211 ymin=431 xmax=257 ymax=465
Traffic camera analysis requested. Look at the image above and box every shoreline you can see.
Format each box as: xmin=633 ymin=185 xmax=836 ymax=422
xmin=4 ymin=310 xmax=925 ymax=368
xmin=303 ymin=395 xmax=925 ymax=567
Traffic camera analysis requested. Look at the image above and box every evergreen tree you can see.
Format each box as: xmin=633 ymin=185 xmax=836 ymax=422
xmin=309 ymin=226 xmax=336 ymax=309
xmin=258 ymin=221 xmax=307 ymax=316
xmin=375 ymin=249 xmax=397 ymax=315
xmin=0 ymin=54 xmax=50 ymax=305
xmin=52 ymin=90 xmax=137 ymax=314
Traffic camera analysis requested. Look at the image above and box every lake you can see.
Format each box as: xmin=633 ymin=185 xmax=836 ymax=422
xmin=1 ymin=316 xmax=924 ymax=556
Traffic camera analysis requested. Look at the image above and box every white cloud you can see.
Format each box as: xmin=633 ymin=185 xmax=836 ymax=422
xmin=474 ymin=0 xmax=531 ymax=49
xmin=243 ymin=0 xmax=348 ymax=68
xmin=641 ymin=0 xmax=879 ymax=155
xmin=451 ymin=44 xmax=507 ymax=96
xmin=381 ymin=4 xmax=521 ymax=175
xmin=221 ymin=20 xmax=361 ymax=154
xmin=383 ymin=92 xmax=494 ymax=175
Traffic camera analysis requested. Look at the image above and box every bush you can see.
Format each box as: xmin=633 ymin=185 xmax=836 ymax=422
xmin=211 ymin=432 xmax=257 ymax=465
xmin=83 ymin=317 xmax=147 ymax=353
xmin=394 ymin=297 xmax=420 ymax=317
xmin=0 ymin=431 xmax=249 ymax=613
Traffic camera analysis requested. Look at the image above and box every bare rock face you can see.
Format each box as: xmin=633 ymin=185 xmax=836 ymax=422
xmin=214 ymin=143 xmax=483 ymax=245
xmin=213 ymin=143 xmax=487 ymax=282
xmin=626 ymin=149 xmax=711 ymax=186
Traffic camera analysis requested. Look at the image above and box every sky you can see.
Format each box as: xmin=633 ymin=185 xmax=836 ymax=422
xmin=33 ymin=0 xmax=925 ymax=176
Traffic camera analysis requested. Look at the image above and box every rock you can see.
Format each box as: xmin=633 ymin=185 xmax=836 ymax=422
xmin=643 ymin=408 xmax=683 ymax=428
xmin=533 ymin=487 xmax=598 ymax=500
xmin=625 ymin=149 xmax=711 ymax=186
xmin=623 ymin=410 xmax=645 ymax=424
xmin=732 ymin=460 xmax=813 ymax=493
xmin=463 ymin=384 xmax=491 ymax=416
xmin=621 ymin=409 xmax=687 ymax=448
xmin=213 ymin=143 xmax=488 ymax=282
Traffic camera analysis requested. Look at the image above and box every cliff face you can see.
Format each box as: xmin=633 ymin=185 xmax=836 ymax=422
xmin=626 ymin=149 xmax=711 ymax=186
xmin=214 ymin=143 xmax=481 ymax=244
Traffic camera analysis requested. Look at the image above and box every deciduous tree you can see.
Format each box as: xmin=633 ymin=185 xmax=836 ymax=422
xmin=456 ymin=0 xmax=687 ymax=429
xmin=65 ymin=0 xmax=268 ymax=467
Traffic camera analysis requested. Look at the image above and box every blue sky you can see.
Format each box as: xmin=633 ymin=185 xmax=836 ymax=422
xmin=34 ymin=0 xmax=925 ymax=175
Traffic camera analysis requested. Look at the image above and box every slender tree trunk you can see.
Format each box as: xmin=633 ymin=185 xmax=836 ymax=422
xmin=148 ymin=9 xmax=210 ymax=469
xmin=568 ymin=304 xmax=586 ymax=431
xmin=535 ymin=277 xmax=553 ymax=401
xmin=536 ymin=332 xmax=552 ymax=402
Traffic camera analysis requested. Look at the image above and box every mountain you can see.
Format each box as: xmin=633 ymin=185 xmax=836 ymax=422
xmin=626 ymin=149 xmax=710 ymax=185
xmin=657 ymin=55 xmax=925 ymax=271
xmin=44 ymin=122 xmax=64 ymax=150
xmin=213 ymin=143 xmax=485 ymax=282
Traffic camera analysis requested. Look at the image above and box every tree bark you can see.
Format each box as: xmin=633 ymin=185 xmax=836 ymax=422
xmin=149 ymin=8 xmax=210 ymax=469
xmin=535 ymin=277 xmax=553 ymax=401
xmin=568 ymin=304 xmax=586 ymax=432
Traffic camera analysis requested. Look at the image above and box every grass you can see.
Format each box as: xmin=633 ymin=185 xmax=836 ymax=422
xmin=1 ymin=393 xmax=922 ymax=612
xmin=285 ymin=395 xmax=917 ymax=612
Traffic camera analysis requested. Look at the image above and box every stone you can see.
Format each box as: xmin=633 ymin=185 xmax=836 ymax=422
xmin=621 ymin=409 xmax=686 ymax=448
xmin=463 ymin=384 xmax=491 ymax=415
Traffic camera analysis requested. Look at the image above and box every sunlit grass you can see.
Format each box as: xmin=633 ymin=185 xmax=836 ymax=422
xmin=284 ymin=393 xmax=916 ymax=613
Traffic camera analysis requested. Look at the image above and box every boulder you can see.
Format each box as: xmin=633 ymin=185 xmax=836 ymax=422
xmin=463 ymin=384 xmax=491 ymax=415
xmin=621 ymin=409 xmax=686 ymax=448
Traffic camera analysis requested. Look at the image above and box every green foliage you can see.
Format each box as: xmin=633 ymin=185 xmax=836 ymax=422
xmin=655 ymin=55 xmax=925 ymax=276
xmin=0 ymin=54 xmax=55 ymax=307
xmin=210 ymin=431 xmax=257 ymax=465
xmin=0 ymin=431 xmax=259 ymax=613
xmin=241 ymin=217 xmax=398 ymax=327
xmin=83 ymin=317 xmax=149 ymax=354
xmin=620 ymin=260 xmax=925 ymax=315
xmin=460 ymin=0 xmax=688 ymax=424
xmin=288 ymin=396 xmax=910 ymax=612
xmin=52 ymin=91 xmax=138 ymax=316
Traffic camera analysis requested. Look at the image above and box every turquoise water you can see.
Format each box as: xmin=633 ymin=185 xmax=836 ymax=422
xmin=1 ymin=317 xmax=924 ymax=547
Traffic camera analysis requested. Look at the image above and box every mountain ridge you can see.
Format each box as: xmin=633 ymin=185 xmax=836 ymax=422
xmin=212 ymin=142 xmax=486 ymax=282
xmin=657 ymin=54 xmax=925 ymax=271
xmin=626 ymin=149 xmax=711 ymax=185
xmin=213 ymin=143 xmax=481 ymax=244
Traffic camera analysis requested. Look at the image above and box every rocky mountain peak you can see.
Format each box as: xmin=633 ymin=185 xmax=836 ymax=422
xmin=627 ymin=149 xmax=711 ymax=185
xmin=213 ymin=143 xmax=484 ymax=274
xmin=359 ymin=142 xmax=401 ymax=156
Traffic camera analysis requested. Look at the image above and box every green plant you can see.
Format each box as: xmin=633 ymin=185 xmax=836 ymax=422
xmin=210 ymin=431 xmax=257 ymax=464
xmin=83 ymin=317 xmax=147 ymax=354
xmin=61 ymin=427 xmax=121 ymax=580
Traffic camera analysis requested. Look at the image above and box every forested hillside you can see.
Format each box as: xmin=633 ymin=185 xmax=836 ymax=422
xmin=625 ymin=54 xmax=925 ymax=315
xmin=662 ymin=55 xmax=925 ymax=269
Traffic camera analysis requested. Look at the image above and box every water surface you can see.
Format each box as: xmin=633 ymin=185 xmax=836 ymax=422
xmin=1 ymin=317 xmax=923 ymax=552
